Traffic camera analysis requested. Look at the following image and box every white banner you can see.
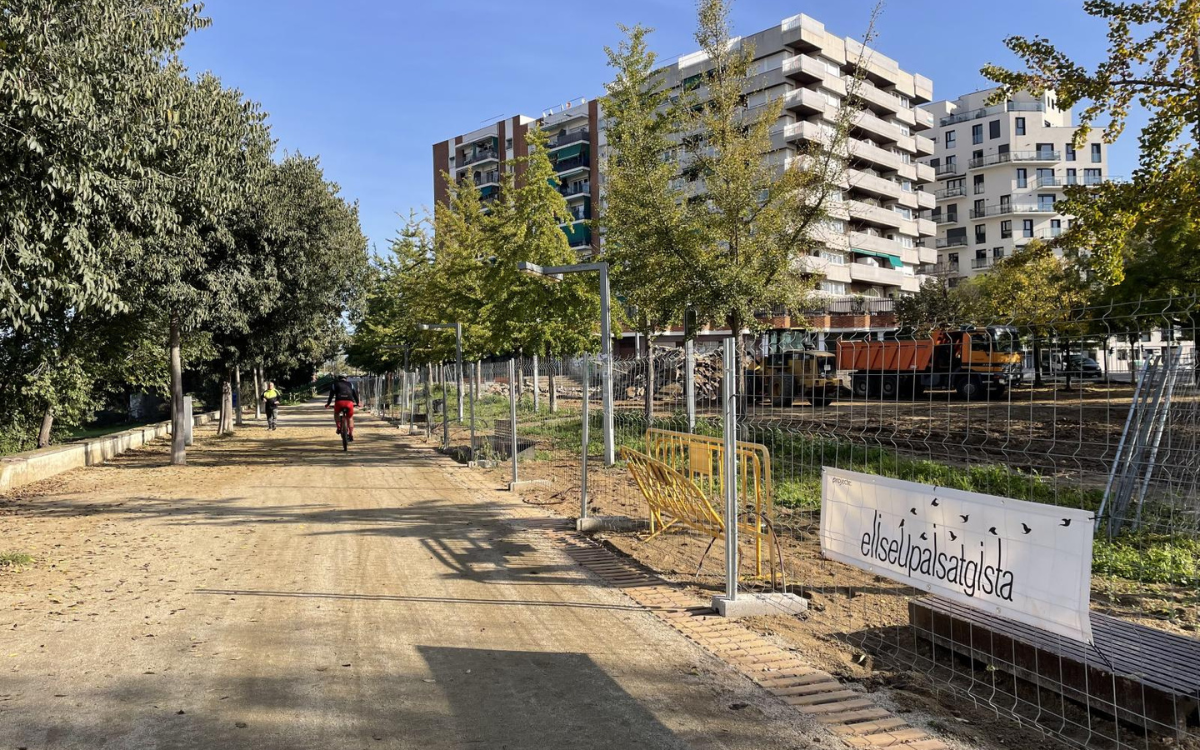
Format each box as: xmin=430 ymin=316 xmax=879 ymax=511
xmin=821 ymin=468 xmax=1094 ymax=644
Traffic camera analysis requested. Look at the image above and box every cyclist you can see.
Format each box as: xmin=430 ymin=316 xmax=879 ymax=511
xmin=325 ymin=375 xmax=360 ymax=441
xmin=261 ymin=382 xmax=281 ymax=430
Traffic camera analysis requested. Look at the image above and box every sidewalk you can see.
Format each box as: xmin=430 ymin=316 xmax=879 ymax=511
xmin=0 ymin=401 xmax=826 ymax=749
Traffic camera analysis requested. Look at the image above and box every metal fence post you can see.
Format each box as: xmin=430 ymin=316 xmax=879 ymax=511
xmin=685 ymin=338 xmax=697 ymax=433
xmin=425 ymin=364 xmax=433 ymax=440
xmin=599 ymin=265 xmax=615 ymax=466
xmin=722 ymin=337 xmax=739 ymax=603
xmin=469 ymin=362 xmax=476 ymax=460
xmin=442 ymin=365 xmax=450 ymax=451
xmin=533 ymin=354 xmax=540 ymax=413
xmin=581 ymin=353 xmax=590 ymax=520
xmin=508 ymin=358 xmax=519 ymax=485
xmin=455 ymin=323 xmax=464 ymax=423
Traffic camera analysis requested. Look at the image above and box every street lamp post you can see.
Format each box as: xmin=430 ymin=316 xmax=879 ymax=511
xmin=418 ymin=323 xmax=464 ymax=424
xmin=517 ymin=261 xmax=614 ymax=466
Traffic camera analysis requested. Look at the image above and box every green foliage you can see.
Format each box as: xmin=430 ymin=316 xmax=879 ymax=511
xmin=683 ymin=0 xmax=838 ymax=341
xmin=600 ymin=24 xmax=694 ymax=337
xmin=0 ymin=0 xmax=207 ymax=327
xmin=1093 ymin=534 xmax=1200 ymax=586
xmin=982 ymin=0 xmax=1200 ymax=286
xmin=0 ymin=552 xmax=34 ymax=571
xmin=894 ymin=277 xmax=970 ymax=333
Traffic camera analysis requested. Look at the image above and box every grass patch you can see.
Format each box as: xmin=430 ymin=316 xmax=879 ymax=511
xmin=0 ymin=552 xmax=34 ymax=571
xmin=1093 ymin=535 xmax=1200 ymax=586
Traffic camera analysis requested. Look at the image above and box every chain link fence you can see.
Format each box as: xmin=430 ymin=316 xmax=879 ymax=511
xmin=364 ymin=296 xmax=1200 ymax=750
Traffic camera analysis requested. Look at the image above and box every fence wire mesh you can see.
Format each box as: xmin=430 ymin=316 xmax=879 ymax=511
xmin=363 ymin=296 xmax=1199 ymax=750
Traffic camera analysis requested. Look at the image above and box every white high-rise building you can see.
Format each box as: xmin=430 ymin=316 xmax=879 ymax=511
xmin=919 ymin=88 xmax=1109 ymax=283
xmin=656 ymin=13 xmax=938 ymax=299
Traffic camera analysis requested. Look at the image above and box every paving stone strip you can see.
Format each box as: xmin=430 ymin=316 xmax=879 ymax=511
xmin=450 ymin=466 xmax=951 ymax=750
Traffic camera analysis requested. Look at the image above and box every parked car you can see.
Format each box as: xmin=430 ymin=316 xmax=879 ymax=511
xmin=1059 ymin=354 xmax=1103 ymax=379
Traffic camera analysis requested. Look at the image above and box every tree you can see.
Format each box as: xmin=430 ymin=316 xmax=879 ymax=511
xmin=982 ymin=0 xmax=1200 ymax=286
xmin=124 ymin=71 xmax=275 ymax=464
xmin=968 ymin=243 xmax=1089 ymax=386
xmin=894 ymin=277 xmax=969 ymax=334
xmin=601 ymin=23 xmax=695 ymax=424
xmin=0 ymin=0 xmax=207 ymax=328
xmin=683 ymin=0 xmax=844 ymax=384
xmin=482 ymin=126 xmax=599 ymax=360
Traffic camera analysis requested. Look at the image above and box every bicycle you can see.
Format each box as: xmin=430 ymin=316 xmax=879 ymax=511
xmin=334 ymin=405 xmax=351 ymax=451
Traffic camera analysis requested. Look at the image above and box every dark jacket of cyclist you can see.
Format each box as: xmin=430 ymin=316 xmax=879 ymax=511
xmin=325 ymin=377 xmax=359 ymax=407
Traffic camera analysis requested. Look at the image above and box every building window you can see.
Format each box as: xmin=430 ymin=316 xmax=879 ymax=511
xmin=972 ymin=124 xmax=983 ymax=144
xmin=1091 ymin=143 xmax=1102 ymax=163
xmin=1015 ymin=117 xmax=1026 ymax=136
xmin=821 ymin=281 xmax=847 ymax=295
xmin=1001 ymin=220 xmax=1012 ymax=239
xmin=946 ymin=203 xmax=958 ymax=222
xmin=1022 ymin=219 xmax=1034 ymax=238
xmin=974 ymin=199 xmax=985 ymax=216
xmin=945 ymin=130 xmax=956 ymax=148
xmin=973 ymin=174 xmax=985 ymax=193
xmin=989 ymin=120 xmax=1001 ymax=139
xmin=993 ymin=247 xmax=1005 ymax=259
xmin=1067 ymin=168 xmax=1078 ymax=185
xmin=999 ymin=194 xmax=1011 ymax=210
xmin=975 ymin=224 xmax=987 ymax=244
xmin=948 ymin=252 xmax=959 ymax=268
xmin=1016 ymin=168 xmax=1028 ymax=188
xmin=506 ymin=138 xmax=513 ymax=150
xmin=1084 ymin=168 xmax=1102 ymax=185
xmin=1051 ymin=218 xmax=1062 ymax=234
xmin=1036 ymin=142 xmax=1054 ymax=158
xmin=1038 ymin=194 xmax=1056 ymax=211
xmin=820 ymin=250 xmax=846 ymax=265
xmin=945 ymin=155 xmax=957 ymax=172
xmin=1066 ymin=144 xmax=1077 ymax=161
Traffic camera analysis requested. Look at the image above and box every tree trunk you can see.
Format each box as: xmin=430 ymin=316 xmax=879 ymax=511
xmin=169 ymin=315 xmax=186 ymax=466
xmin=548 ymin=363 xmax=558 ymax=414
xmin=219 ymin=375 xmax=233 ymax=435
xmin=37 ymin=408 xmax=54 ymax=449
xmin=475 ymin=361 xmax=482 ymax=393
xmin=253 ymin=367 xmax=262 ymax=420
xmin=643 ymin=334 xmax=654 ymax=428
xmin=234 ymin=368 xmax=244 ymax=426
xmin=1033 ymin=340 xmax=1044 ymax=387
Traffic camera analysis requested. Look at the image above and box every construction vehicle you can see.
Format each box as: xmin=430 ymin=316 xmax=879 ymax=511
xmin=836 ymin=326 xmax=1023 ymax=399
xmin=746 ymin=348 xmax=851 ymax=406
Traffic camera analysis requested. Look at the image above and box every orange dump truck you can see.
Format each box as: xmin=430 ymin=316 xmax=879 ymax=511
xmin=836 ymin=326 xmax=1024 ymax=399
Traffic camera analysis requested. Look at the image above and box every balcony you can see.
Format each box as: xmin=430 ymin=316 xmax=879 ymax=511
xmin=971 ymin=257 xmax=992 ymax=270
xmin=913 ymin=108 xmax=935 ymax=131
xmin=936 ymin=236 xmax=968 ymax=249
xmin=847 ymin=199 xmax=905 ymax=230
xmin=457 ymin=149 xmax=500 ymax=170
xmin=560 ymin=182 xmax=591 ymax=199
xmin=849 ymin=261 xmax=903 ymax=286
xmin=548 ymin=129 xmax=589 ymax=149
xmin=938 ymin=100 xmax=1045 ymax=127
xmin=969 ymin=150 xmax=1060 ymax=169
xmin=918 ymin=261 xmax=959 ymax=275
xmin=934 ymin=213 xmax=957 ymax=225
xmin=785 ymin=87 xmax=832 ymax=116
xmin=474 ymin=171 xmax=500 ymax=187
xmin=848 ymin=230 xmax=902 ymax=256
xmin=563 ymin=223 xmax=592 ymax=248
xmin=935 ymin=185 xmax=966 ymax=199
xmin=1037 ymin=227 xmax=1065 ymax=240
xmin=847 ymin=168 xmax=902 ymax=201
xmin=781 ymin=54 xmax=847 ymax=95
xmin=935 ymin=161 xmax=963 ymax=177
xmin=553 ymin=155 xmax=591 ymax=175
xmin=853 ymin=109 xmax=910 ymax=146
xmin=853 ymin=80 xmax=915 ymax=123
xmin=914 ymin=135 xmax=935 ymax=156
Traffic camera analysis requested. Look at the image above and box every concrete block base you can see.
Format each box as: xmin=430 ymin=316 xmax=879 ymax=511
xmin=507 ymin=479 xmax=552 ymax=492
xmin=576 ymin=516 xmax=650 ymax=533
xmin=711 ymin=592 xmax=808 ymax=619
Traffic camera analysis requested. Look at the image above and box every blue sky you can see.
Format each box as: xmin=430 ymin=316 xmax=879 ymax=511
xmin=180 ymin=1 xmax=1140 ymax=253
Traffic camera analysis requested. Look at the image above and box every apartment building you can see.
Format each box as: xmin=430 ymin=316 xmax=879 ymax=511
xmin=919 ymin=88 xmax=1108 ymax=282
xmin=656 ymin=13 xmax=938 ymax=302
xmin=433 ymin=13 xmax=936 ymax=300
xmin=431 ymin=99 xmax=603 ymax=257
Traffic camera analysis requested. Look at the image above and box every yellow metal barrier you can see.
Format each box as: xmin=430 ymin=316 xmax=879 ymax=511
xmin=621 ymin=428 xmax=778 ymax=583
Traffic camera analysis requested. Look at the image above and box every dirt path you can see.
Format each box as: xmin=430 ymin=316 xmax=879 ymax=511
xmin=0 ymin=401 xmax=833 ymax=750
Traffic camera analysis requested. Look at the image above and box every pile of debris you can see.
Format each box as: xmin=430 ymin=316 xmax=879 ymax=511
xmin=617 ymin=347 xmax=724 ymax=402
